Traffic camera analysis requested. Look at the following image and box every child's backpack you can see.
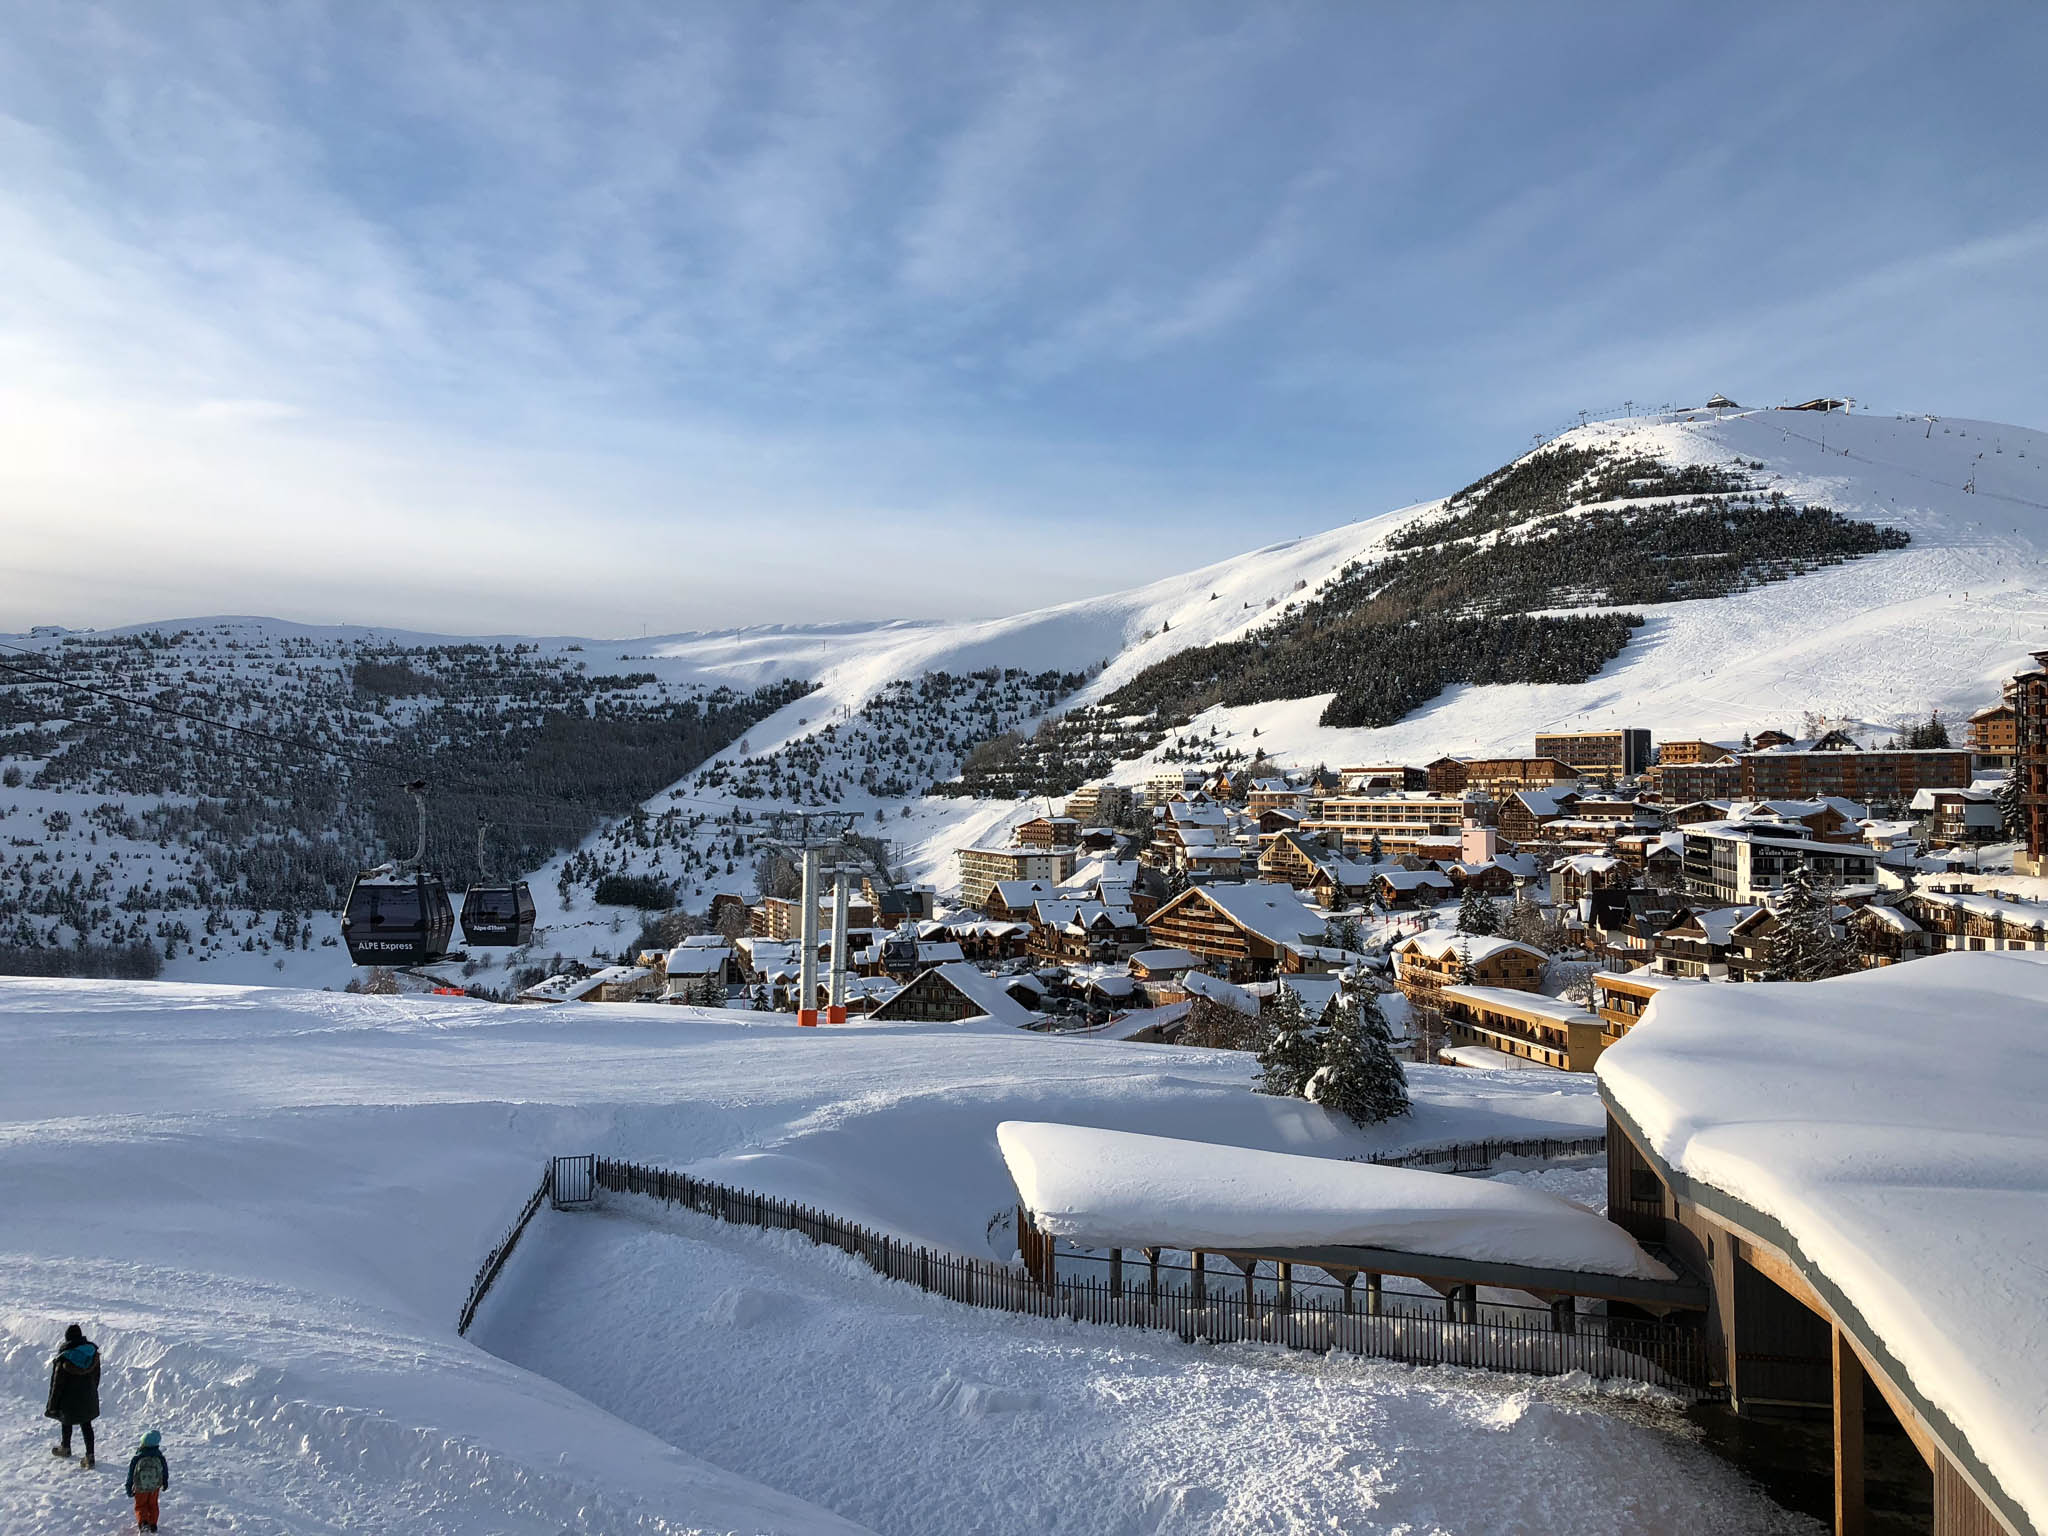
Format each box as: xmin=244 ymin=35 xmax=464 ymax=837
xmin=132 ymin=1452 xmax=165 ymax=1493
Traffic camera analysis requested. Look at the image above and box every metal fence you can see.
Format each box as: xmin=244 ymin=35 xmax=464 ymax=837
xmin=457 ymin=1162 xmax=553 ymax=1336
xmin=587 ymin=1154 xmax=1714 ymax=1395
xmin=1360 ymin=1134 xmax=1607 ymax=1173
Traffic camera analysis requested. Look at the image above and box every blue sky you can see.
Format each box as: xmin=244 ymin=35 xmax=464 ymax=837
xmin=3 ymin=3 xmax=2044 ymax=635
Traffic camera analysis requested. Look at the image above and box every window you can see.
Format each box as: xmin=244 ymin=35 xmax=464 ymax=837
xmin=1628 ymin=1167 xmax=1663 ymax=1206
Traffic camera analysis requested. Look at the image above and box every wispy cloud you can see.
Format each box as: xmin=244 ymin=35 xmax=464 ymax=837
xmin=0 ymin=2 xmax=2043 ymax=634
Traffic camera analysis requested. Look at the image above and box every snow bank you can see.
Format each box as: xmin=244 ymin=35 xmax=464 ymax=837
xmin=997 ymin=1122 xmax=1672 ymax=1279
xmin=1597 ymin=952 xmax=2048 ymax=1532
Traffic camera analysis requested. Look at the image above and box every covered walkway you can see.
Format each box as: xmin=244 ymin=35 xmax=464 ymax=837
xmin=997 ymin=1122 xmax=1708 ymax=1328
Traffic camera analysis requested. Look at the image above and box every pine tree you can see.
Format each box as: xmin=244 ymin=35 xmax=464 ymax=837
xmin=1999 ymin=768 xmax=2027 ymax=841
xmin=1768 ymin=865 xmax=1858 ymax=981
xmin=1457 ymin=886 xmax=1501 ymax=936
xmin=1255 ymin=989 xmax=1320 ymax=1097
xmin=1367 ymin=831 xmax=1386 ymax=864
xmin=1305 ymin=991 xmax=1411 ymax=1125
xmin=1455 ymin=939 xmax=1478 ymax=986
xmin=1504 ymin=890 xmax=1549 ymax=949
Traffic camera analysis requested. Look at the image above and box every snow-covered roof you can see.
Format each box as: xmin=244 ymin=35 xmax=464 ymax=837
xmin=1374 ymin=869 xmax=1453 ymax=891
xmin=989 ymin=879 xmax=1057 ymax=906
xmin=996 ymin=1122 xmax=1671 ymax=1280
xmin=1909 ymin=785 xmax=1998 ymax=810
xmin=1394 ymin=932 xmax=1546 ymax=966
xmin=906 ymin=962 xmax=1036 ymax=1028
xmin=1440 ymin=1043 xmax=1562 ymax=1072
xmin=738 ymin=937 xmax=797 ymax=969
xmin=1179 ymin=882 xmax=1328 ymax=946
xmin=1554 ymin=853 xmax=1619 ymax=875
xmin=518 ymin=972 xmax=605 ymax=1003
xmin=1852 ymin=904 xmax=1922 ymax=934
xmin=1907 ymin=889 xmax=2048 ymax=929
xmin=1129 ymin=946 xmax=1199 ymax=972
xmin=1183 ymin=970 xmax=1259 ymax=1017
xmin=1278 ymin=975 xmax=1344 ymax=1018
xmin=1669 ymin=905 xmax=1757 ymax=944
xmin=1598 ymin=954 xmax=2048 ymax=1534
xmin=663 ymin=945 xmax=731 ymax=975
xmin=1435 ymin=985 xmax=1598 ymax=1027
xmin=1592 ymin=969 xmax=1705 ymax=995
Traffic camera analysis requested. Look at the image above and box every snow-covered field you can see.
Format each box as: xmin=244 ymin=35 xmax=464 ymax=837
xmin=0 ymin=977 xmax=1814 ymax=1534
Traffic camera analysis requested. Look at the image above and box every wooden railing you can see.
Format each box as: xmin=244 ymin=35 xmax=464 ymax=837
xmin=585 ymin=1154 xmax=1714 ymax=1396
xmin=1360 ymin=1133 xmax=1607 ymax=1173
xmin=457 ymin=1162 xmax=552 ymax=1336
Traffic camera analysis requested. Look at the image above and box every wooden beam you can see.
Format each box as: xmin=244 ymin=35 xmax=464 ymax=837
xmin=1834 ymin=1326 xmax=1865 ymax=1536
xmin=1742 ymin=1238 xmax=1830 ymax=1317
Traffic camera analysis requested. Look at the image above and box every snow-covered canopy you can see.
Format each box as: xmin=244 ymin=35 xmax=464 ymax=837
xmin=996 ymin=1122 xmax=1672 ymax=1280
xmin=1598 ymin=954 xmax=2048 ymax=1532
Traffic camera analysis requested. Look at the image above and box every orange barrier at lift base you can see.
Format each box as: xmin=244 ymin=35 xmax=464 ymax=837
xmin=827 ymin=1005 xmax=848 ymax=1024
xmin=798 ymin=1009 xmax=819 ymax=1027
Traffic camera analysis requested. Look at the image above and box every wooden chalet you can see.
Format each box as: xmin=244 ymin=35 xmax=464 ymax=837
xmin=1445 ymin=860 xmax=1517 ymax=896
xmin=1391 ymin=932 xmax=1547 ymax=1002
xmin=984 ymin=879 xmax=1057 ymax=923
xmin=1303 ymin=858 xmax=1379 ymax=909
xmin=1722 ymin=906 xmax=1780 ymax=982
xmin=1846 ymin=902 xmax=1931 ymax=968
xmin=1968 ymin=701 xmax=2016 ymax=770
xmin=1898 ymin=888 xmax=2048 ymax=953
xmin=866 ymin=961 xmax=1038 ymax=1028
xmin=1435 ymin=985 xmax=1607 ymax=1072
xmin=1257 ymin=829 xmax=1328 ymax=887
xmin=1590 ymin=968 xmax=1703 ymax=1041
xmin=1498 ymin=789 xmax=1579 ymax=845
xmin=1141 ymin=882 xmax=1328 ymax=982
xmin=1014 ymin=815 xmax=1081 ymax=849
xmin=1652 ymin=905 xmax=1756 ymax=979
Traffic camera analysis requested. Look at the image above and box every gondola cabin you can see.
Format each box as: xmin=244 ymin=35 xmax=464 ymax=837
xmin=460 ymin=882 xmax=537 ymax=948
xmin=342 ymin=870 xmax=456 ymax=966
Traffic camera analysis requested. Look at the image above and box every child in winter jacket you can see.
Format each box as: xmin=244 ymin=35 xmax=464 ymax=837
xmin=125 ymin=1430 xmax=169 ymax=1533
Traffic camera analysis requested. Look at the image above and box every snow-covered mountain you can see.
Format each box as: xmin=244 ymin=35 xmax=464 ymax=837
xmin=5 ymin=402 xmax=2045 ymax=984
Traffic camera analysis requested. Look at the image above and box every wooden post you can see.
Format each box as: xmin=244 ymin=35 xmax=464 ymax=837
xmin=1144 ymin=1247 xmax=1160 ymax=1305
xmin=1109 ymin=1247 xmax=1123 ymax=1298
xmin=1365 ymin=1272 xmax=1382 ymax=1316
xmin=1192 ymin=1250 xmax=1206 ymax=1306
xmin=1550 ymin=1296 xmax=1576 ymax=1334
xmin=1278 ymin=1261 xmax=1293 ymax=1313
xmin=1834 ymin=1327 xmax=1866 ymax=1536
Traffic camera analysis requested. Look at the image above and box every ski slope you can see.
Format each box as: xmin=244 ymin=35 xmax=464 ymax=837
xmin=547 ymin=404 xmax=2048 ymax=918
xmin=0 ymin=977 xmax=1809 ymax=1534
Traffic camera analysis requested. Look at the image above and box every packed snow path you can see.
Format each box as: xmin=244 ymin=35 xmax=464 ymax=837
xmin=0 ymin=979 xmax=1802 ymax=1533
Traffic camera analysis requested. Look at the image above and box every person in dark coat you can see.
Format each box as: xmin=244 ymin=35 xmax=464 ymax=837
xmin=44 ymin=1323 xmax=101 ymax=1467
